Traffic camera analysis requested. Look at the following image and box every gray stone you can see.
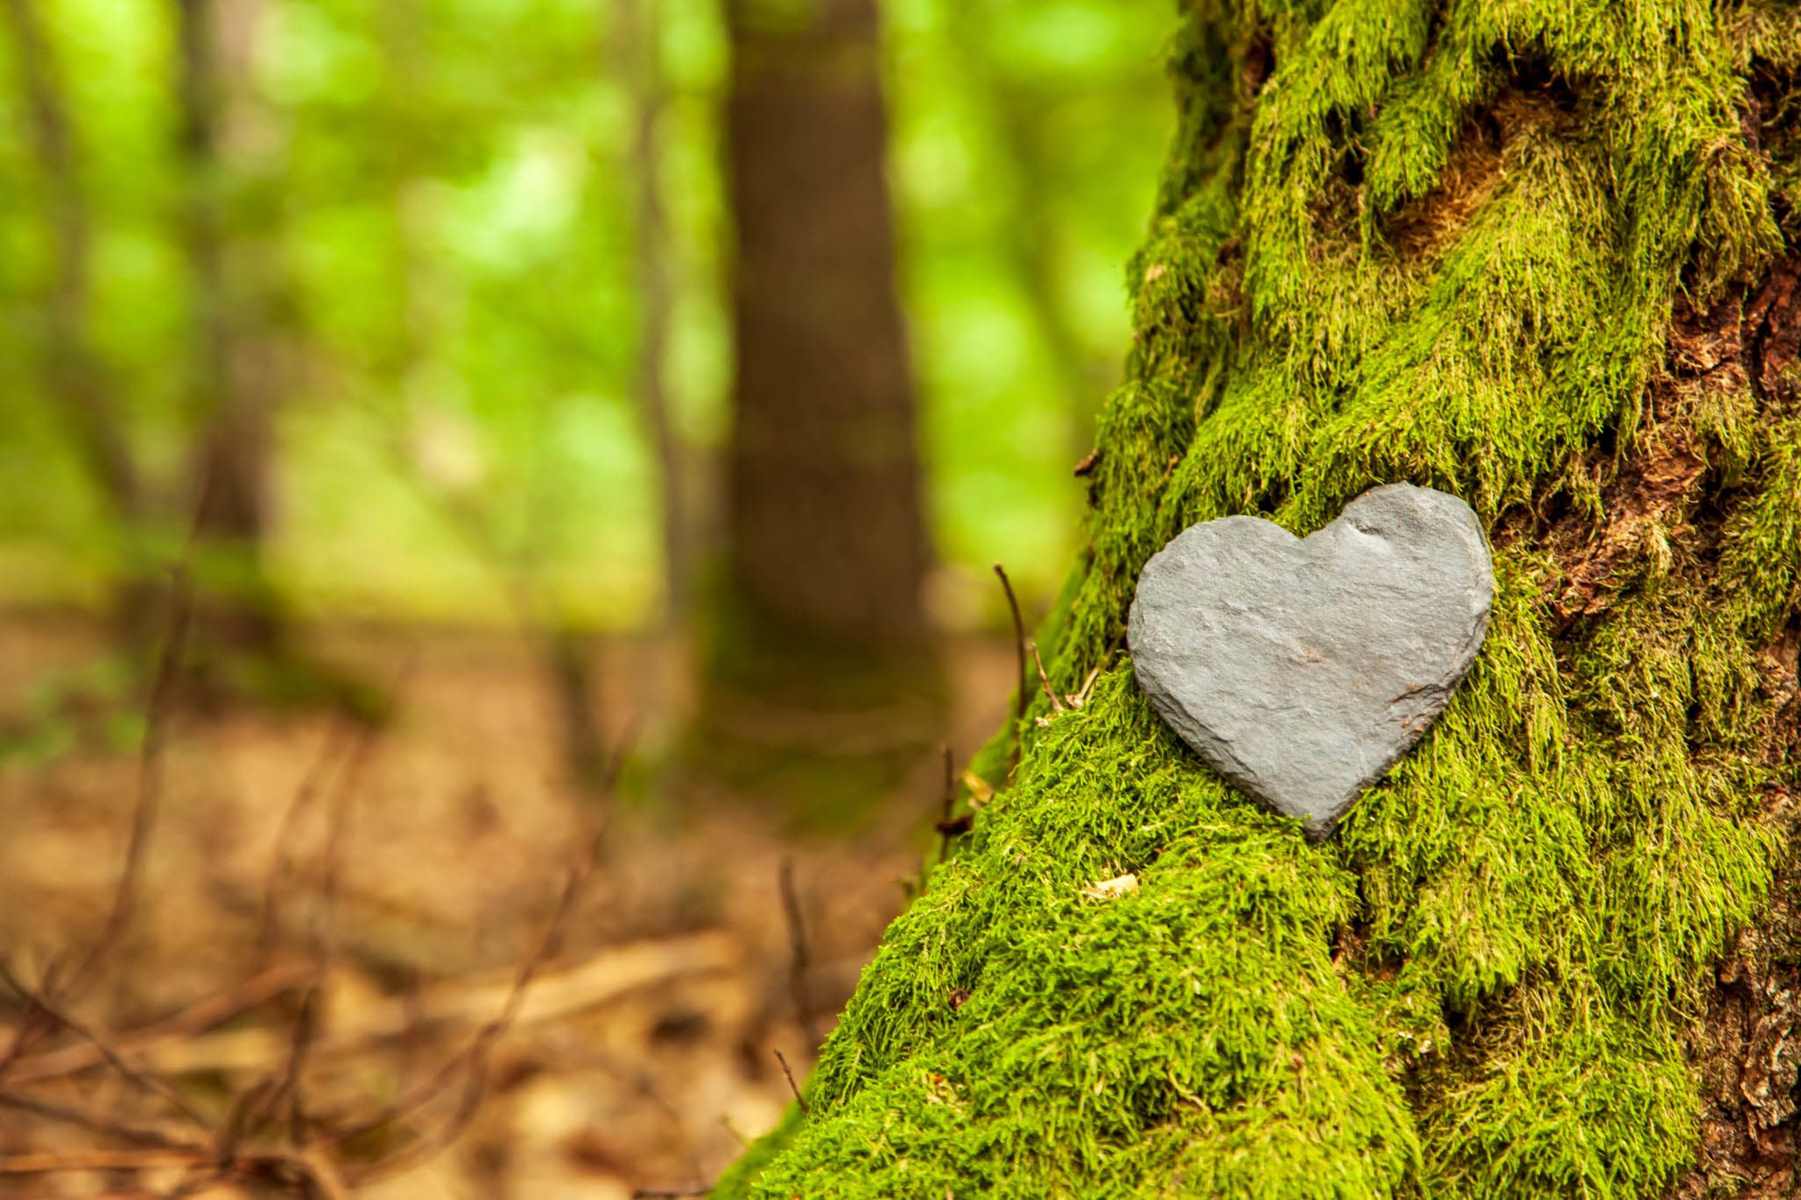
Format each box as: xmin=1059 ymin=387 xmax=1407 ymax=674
xmin=1128 ymin=483 xmax=1492 ymax=838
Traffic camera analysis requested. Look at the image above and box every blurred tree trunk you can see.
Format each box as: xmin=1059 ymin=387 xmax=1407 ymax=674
xmin=173 ymin=0 xmax=288 ymax=668
xmin=700 ymin=0 xmax=940 ymax=818
xmin=717 ymin=2 xmax=1801 ymax=1194
xmin=1 ymin=0 xmax=159 ymax=644
xmin=617 ymin=0 xmax=692 ymax=627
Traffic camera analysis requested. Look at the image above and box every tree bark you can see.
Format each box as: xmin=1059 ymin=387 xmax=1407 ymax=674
xmin=700 ymin=0 xmax=940 ymax=809
xmin=723 ymin=0 xmax=929 ymax=646
xmin=717 ymin=2 xmax=1801 ymax=1195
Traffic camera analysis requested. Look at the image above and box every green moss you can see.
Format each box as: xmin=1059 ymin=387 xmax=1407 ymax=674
xmin=719 ymin=1 xmax=1798 ymax=1194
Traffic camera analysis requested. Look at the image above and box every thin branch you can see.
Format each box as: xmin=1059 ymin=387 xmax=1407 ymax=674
xmin=280 ymin=982 xmax=322 ymax=1147
xmin=259 ymin=721 xmax=353 ymax=949
xmin=91 ymin=564 xmax=193 ymax=977
xmin=0 ymin=1089 xmax=204 ymax=1152
xmin=0 ymin=1149 xmax=205 ymax=1176
xmin=254 ymin=1148 xmax=352 ymax=1200
xmin=0 ymin=961 xmax=211 ymax=1131
xmin=777 ymin=857 xmax=819 ymax=1050
xmin=0 ymin=566 xmax=192 ymax=1080
xmin=5 ymin=962 xmax=309 ymax=1086
xmin=1069 ymin=664 xmax=1102 ymax=709
xmin=313 ymin=719 xmax=383 ymax=959
xmin=934 ymin=745 xmax=962 ymax=867
xmin=325 ymin=839 xmax=597 ymax=1174
xmin=1029 ymin=641 xmax=1066 ymax=713
xmin=772 ymin=1048 xmax=808 ymax=1114
xmin=993 ymin=563 xmax=1028 ymax=772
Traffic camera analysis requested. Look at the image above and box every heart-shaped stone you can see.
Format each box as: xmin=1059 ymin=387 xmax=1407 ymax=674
xmin=1128 ymin=483 xmax=1492 ymax=837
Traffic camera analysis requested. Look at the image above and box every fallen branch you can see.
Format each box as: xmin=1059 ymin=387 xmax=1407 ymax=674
xmin=100 ymin=933 xmax=738 ymax=1078
xmin=329 ymin=853 xmax=591 ymax=1181
xmin=0 ymin=961 xmax=210 ymax=1130
xmin=4 ymin=962 xmax=310 ymax=1086
xmin=0 ymin=568 xmax=193 ymax=1081
xmin=0 ymin=1149 xmax=206 ymax=1176
xmin=0 ymin=1089 xmax=204 ymax=1152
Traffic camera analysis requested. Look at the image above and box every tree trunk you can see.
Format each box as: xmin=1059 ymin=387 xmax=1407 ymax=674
xmin=718 ymin=3 xmax=1801 ymax=1195
xmin=700 ymin=0 xmax=940 ymax=813
xmin=618 ymin=0 xmax=692 ymax=627
xmin=1 ymin=0 xmax=158 ymax=645
xmin=174 ymin=0 xmax=286 ymax=663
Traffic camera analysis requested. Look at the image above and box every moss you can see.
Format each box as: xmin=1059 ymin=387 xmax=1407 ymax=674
xmin=720 ymin=0 xmax=1798 ymax=1194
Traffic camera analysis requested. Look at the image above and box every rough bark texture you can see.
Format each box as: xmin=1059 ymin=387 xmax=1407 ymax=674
xmin=701 ymin=0 xmax=939 ymax=813
xmin=718 ymin=1 xmax=1801 ymax=1194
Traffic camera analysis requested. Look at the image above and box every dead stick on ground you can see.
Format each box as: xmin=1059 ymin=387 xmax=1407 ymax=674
xmin=340 ymin=859 xmax=589 ymax=1183
xmin=0 ymin=1089 xmax=204 ymax=1152
xmin=91 ymin=566 xmax=192 ymax=970
xmin=773 ymin=1048 xmax=809 ymax=1114
xmin=6 ymin=962 xmax=310 ymax=1085
xmin=326 ymin=739 xmax=620 ymax=1183
xmin=0 ymin=1149 xmax=207 ymax=1175
xmin=777 ymin=857 xmax=819 ymax=1050
xmin=0 ymin=962 xmax=211 ymax=1131
xmin=993 ymin=563 xmax=1028 ymax=773
xmin=258 ymin=721 xmax=353 ymax=949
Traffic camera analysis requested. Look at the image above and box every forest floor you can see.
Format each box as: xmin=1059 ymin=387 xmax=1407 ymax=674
xmin=0 ymin=614 xmax=1016 ymax=1198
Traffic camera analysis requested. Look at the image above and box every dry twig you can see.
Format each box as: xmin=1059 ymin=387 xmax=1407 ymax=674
xmin=259 ymin=721 xmax=356 ymax=948
xmin=0 ymin=1088 xmax=203 ymax=1152
xmin=0 ymin=961 xmax=210 ymax=1130
xmin=0 ymin=569 xmax=193 ymax=1082
xmin=5 ymin=962 xmax=310 ymax=1085
xmin=778 ymin=856 xmax=820 ymax=1049
xmin=773 ymin=1047 xmax=809 ymax=1114
xmin=1030 ymin=640 xmax=1065 ymax=714
xmin=0 ymin=629 xmax=652 ymax=1195
xmin=932 ymin=744 xmax=972 ymax=866
xmin=993 ymin=563 xmax=1029 ymax=772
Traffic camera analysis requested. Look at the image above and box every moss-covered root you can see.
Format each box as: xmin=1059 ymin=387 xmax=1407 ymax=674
xmin=719 ymin=0 xmax=1801 ymax=1194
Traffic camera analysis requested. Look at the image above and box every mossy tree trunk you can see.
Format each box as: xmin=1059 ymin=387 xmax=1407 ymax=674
xmin=698 ymin=0 xmax=941 ymax=820
xmin=719 ymin=1 xmax=1801 ymax=1195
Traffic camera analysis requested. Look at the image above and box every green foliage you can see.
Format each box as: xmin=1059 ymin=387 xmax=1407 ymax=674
xmin=0 ymin=0 xmax=1171 ymax=626
xmin=723 ymin=0 xmax=1800 ymax=1194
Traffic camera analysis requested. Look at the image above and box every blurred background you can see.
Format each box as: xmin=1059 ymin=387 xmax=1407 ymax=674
xmin=0 ymin=0 xmax=1172 ymax=1194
